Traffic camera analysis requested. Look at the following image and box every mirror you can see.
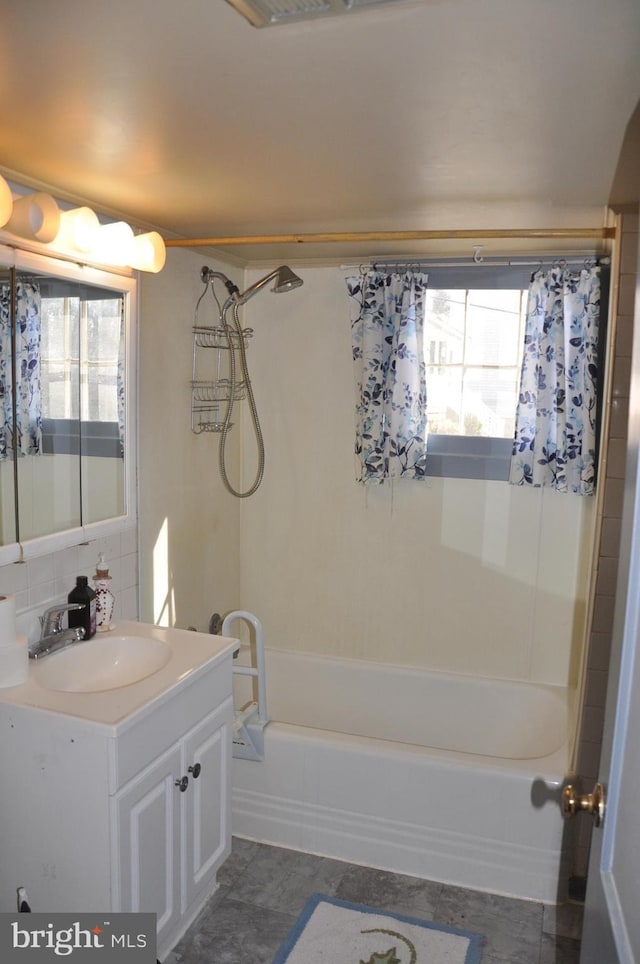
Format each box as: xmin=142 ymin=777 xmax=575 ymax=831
xmin=0 ymin=247 xmax=135 ymax=556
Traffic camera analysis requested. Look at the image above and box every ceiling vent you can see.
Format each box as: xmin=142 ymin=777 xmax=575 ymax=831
xmin=224 ymin=0 xmax=408 ymax=28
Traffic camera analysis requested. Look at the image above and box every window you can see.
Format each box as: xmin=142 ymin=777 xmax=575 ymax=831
xmin=422 ymin=263 xmax=532 ymax=481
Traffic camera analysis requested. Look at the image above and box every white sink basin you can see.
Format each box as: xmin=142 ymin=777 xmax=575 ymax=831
xmin=33 ymin=635 xmax=172 ymax=693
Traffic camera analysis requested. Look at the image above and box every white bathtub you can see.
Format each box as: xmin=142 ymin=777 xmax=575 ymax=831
xmin=231 ymin=648 xmax=575 ymax=903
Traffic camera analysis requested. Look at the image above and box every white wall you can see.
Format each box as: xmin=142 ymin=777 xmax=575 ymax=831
xmin=238 ymin=266 xmax=595 ymax=686
xmin=138 ymin=248 xmax=244 ymax=633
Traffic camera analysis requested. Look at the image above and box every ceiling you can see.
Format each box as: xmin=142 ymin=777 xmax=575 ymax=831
xmin=2 ymin=0 xmax=640 ymax=264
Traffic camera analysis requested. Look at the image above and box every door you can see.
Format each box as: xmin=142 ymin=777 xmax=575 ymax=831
xmin=114 ymin=743 xmax=182 ymax=941
xmin=580 ymin=264 xmax=640 ymax=962
xmin=183 ymin=698 xmax=233 ymax=912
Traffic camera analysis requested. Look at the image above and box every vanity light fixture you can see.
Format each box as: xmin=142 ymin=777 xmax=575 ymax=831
xmin=0 ymin=183 xmax=166 ymax=273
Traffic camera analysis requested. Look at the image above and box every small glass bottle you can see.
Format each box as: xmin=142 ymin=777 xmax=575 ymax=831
xmin=93 ymin=553 xmax=115 ymax=633
xmin=68 ymin=576 xmax=97 ymax=640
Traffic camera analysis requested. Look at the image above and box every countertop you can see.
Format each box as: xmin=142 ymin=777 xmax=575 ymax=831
xmin=0 ymin=620 xmax=237 ymax=730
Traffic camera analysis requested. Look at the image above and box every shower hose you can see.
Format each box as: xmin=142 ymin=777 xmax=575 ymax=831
xmin=218 ymin=299 xmax=265 ymax=498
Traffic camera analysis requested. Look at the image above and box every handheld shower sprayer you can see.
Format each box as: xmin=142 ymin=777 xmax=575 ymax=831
xmin=198 ymin=265 xmax=303 ymax=497
xmin=232 ymin=265 xmax=303 ymax=305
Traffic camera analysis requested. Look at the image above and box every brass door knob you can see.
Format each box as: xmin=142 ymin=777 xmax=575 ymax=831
xmin=562 ymin=782 xmax=605 ymax=827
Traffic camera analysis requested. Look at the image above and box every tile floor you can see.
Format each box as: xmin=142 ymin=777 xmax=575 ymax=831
xmin=167 ymin=838 xmax=583 ymax=964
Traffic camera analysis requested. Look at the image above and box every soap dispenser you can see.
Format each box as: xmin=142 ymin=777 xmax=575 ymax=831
xmin=93 ymin=553 xmax=115 ymax=633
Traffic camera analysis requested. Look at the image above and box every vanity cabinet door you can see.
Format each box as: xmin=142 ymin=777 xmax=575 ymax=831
xmin=114 ymin=742 xmax=182 ymax=941
xmin=182 ymin=698 xmax=233 ymax=913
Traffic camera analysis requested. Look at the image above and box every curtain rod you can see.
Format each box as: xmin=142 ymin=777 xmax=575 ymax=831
xmin=165 ymin=227 xmax=616 ymax=248
xmin=340 ymin=255 xmax=610 ymax=271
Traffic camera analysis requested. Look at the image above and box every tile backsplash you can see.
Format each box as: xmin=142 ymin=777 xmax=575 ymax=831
xmin=0 ymin=525 xmax=139 ymax=643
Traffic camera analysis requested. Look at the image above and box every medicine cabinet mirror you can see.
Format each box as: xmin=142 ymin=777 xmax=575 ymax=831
xmin=0 ymin=245 xmax=136 ymax=563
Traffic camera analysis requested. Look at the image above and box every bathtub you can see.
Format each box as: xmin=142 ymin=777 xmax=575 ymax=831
xmin=231 ymin=647 xmax=575 ymax=903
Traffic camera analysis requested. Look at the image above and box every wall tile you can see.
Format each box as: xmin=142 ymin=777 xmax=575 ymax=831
xmin=581 ymin=704 xmax=605 ymax=744
xmin=588 ymin=631 xmax=613 ymax=671
xmin=595 ymin=555 xmax=618 ymax=596
xmin=620 ymin=234 xmax=639 ymax=274
xmin=53 ymin=546 xmax=79 ymax=580
xmin=0 ymin=532 xmax=139 ymax=637
xmin=609 ymin=396 xmax=629 ymax=439
xmin=584 ymin=668 xmax=609 ymax=708
xmin=617 ymin=273 xmax=638 ymax=317
xmin=591 ymin=593 xmax=616 ymax=634
xmin=599 ymin=516 xmax=622 ymax=559
xmin=611 ymin=355 xmax=632 ymax=398
xmin=614 ymin=313 xmax=634 ymax=357
xmin=603 ymin=476 xmax=625 ymax=518
xmin=27 ymin=554 xmax=55 ymax=588
xmin=0 ymin=562 xmax=29 ymax=596
xmin=576 ymin=740 xmax=602 ymax=782
xmin=606 ymin=437 xmax=628 ymax=479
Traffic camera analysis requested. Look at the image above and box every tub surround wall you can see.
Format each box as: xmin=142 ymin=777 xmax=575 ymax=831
xmin=139 ymin=249 xmax=243 ymax=633
xmin=238 ymin=266 xmax=594 ymax=687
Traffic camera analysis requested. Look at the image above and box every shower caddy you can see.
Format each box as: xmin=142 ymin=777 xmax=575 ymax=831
xmin=190 ymin=322 xmax=253 ymax=433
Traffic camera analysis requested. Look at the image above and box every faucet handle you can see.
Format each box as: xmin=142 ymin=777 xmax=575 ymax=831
xmin=40 ymin=602 xmax=84 ymax=637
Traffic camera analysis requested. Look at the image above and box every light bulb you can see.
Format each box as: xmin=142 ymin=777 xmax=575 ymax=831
xmin=129 ymin=231 xmax=166 ymax=273
xmin=6 ymin=192 xmax=60 ymax=243
xmin=0 ymin=176 xmax=13 ymax=228
xmin=56 ymin=207 xmax=100 ymax=253
xmin=91 ymin=221 xmax=135 ymax=266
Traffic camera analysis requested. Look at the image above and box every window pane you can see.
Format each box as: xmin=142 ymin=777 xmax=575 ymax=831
xmin=424 ymin=287 xmax=525 ymax=438
xmin=462 ymin=366 xmax=520 ymax=437
xmin=426 ymin=366 xmax=463 ymax=434
xmin=465 ymin=291 xmax=524 ymax=366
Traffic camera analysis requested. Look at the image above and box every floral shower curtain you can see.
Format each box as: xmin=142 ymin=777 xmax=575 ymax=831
xmin=509 ymin=263 xmax=601 ymax=495
xmin=347 ymin=270 xmax=429 ymax=483
xmin=0 ymin=280 xmax=42 ymax=459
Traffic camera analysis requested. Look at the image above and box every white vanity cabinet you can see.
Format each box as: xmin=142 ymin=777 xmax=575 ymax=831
xmin=0 ymin=627 xmax=235 ymax=961
xmin=114 ymin=698 xmax=232 ymax=953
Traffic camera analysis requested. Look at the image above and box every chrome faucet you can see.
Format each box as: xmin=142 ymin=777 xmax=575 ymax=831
xmin=29 ymin=603 xmax=86 ymax=660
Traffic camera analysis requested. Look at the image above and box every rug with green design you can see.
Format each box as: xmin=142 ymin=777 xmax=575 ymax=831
xmin=272 ymin=894 xmax=484 ymax=963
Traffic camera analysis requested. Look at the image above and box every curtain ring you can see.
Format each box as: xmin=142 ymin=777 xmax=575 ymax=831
xmin=473 ymin=245 xmax=484 ymax=264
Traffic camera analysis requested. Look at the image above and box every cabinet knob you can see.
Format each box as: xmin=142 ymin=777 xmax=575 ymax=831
xmin=188 ymin=763 xmax=201 ymax=779
xmin=175 ymin=776 xmax=189 ymax=793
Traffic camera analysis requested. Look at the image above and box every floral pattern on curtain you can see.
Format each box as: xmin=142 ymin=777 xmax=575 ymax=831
xmin=0 ymin=281 xmax=42 ymax=459
xmin=509 ymin=264 xmax=601 ymax=495
xmin=347 ymin=270 xmax=429 ymax=483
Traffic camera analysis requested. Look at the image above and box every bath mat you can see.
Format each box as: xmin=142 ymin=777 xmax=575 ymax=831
xmin=272 ymin=893 xmax=484 ymax=963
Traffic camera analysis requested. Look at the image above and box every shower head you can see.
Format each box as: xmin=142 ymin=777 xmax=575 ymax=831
xmin=271 ymin=265 xmax=304 ymax=293
xmin=233 ymin=265 xmax=303 ymax=306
